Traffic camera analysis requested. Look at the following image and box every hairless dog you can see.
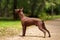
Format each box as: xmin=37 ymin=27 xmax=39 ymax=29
xmin=15 ymin=8 xmax=51 ymax=38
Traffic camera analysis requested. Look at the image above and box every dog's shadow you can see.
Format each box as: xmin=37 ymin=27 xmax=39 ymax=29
xmin=19 ymin=35 xmax=44 ymax=38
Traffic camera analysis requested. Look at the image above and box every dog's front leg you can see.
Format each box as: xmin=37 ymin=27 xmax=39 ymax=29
xmin=22 ymin=25 xmax=26 ymax=36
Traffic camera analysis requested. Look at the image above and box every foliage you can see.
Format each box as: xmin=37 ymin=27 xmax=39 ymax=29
xmin=0 ymin=0 xmax=60 ymax=20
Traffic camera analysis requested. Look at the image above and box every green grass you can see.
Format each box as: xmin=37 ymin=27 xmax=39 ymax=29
xmin=47 ymin=15 xmax=60 ymax=20
xmin=53 ymin=15 xmax=60 ymax=18
xmin=0 ymin=21 xmax=22 ymax=29
xmin=0 ymin=21 xmax=22 ymax=36
xmin=40 ymin=15 xmax=60 ymax=20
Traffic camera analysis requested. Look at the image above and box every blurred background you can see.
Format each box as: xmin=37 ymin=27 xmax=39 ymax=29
xmin=0 ymin=0 xmax=60 ymax=20
xmin=0 ymin=0 xmax=60 ymax=37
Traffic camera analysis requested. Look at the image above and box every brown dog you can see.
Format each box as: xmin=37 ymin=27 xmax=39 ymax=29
xmin=15 ymin=8 xmax=51 ymax=38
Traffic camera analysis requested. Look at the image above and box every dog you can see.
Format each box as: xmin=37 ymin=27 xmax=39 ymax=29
xmin=15 ymin=8 xmax=51 ymax=38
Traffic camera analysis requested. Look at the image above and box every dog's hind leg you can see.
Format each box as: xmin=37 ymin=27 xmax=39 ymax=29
xmin=44 ymin=28 xmax=51 ymax=37
xmin=37 ymin=24 xmax=46 ymax=38
xmin=42 ymin=26 xmax=51 ymax=37
xmin=42 ymin=21 xmax=51 ymax=37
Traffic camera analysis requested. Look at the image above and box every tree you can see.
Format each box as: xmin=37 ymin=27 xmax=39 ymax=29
xmin=28 ymin=0 xmax=46 ymax=18
xmin=13 ymin=0 xmax=18 ymax=20
xmin=0 ymin=0 xmax=1 ymax=16
xmin=4 ymin=0 xmax=9 ymax=17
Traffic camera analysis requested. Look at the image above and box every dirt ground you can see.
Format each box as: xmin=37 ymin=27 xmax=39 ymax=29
xmin=0 ymin=19 xmax=60 ymax=40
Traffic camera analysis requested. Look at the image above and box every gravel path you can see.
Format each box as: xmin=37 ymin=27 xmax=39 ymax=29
xmin=0 ymin=19 xmax=60 ymax=40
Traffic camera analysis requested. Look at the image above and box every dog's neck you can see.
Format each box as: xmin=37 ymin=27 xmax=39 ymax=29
xmin=18 ymin=11 xmax=26 ymax=20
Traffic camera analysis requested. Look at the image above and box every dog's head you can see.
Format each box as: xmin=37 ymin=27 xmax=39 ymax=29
xmin=15 ymin=8 xmax=23 ymax=13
